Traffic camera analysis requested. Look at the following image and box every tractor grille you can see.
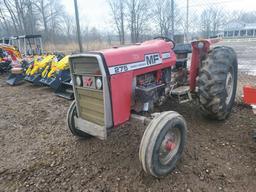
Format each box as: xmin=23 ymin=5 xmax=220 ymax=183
xmin=71 ymin=56 xmax=105 ymax=126
xmin=73 ymin=57 xmax=101 ymax=74
xmin=77 ymin=88 xmax=104 ymax=126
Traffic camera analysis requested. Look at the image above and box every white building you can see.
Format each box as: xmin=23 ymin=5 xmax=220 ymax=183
xmin=223 ymin=21 xmax=256 ymax=38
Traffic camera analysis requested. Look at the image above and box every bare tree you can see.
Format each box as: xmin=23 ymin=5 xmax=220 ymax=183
xmin=200 ymin=7 xmax=224 ymax=38
xmin=88 ymin=27 xmax=102 ymax=42
xmin=126 ymin=0 xmax=151 ymax=43
xmin=63 ymin=15 xmax=76 ymax=40
xmin=154 ymin=0 xmax=180 ymax=38
xmin=1 ymin=0 xmax=38 ymax=34
xmin=237 ymin=11 xmax=256 ymax=23
xmin=34 ymin=0 xmax=50 ymax=34
xmin=0 ymin=7 xmax=11 ymax=35
xmin=3 ymin=0 xmax=19 ymax=34
xmin=108 ymin=0 xmax=125 ymax=44
xmin=48 ymin=0 xmax=64 ymax=35
xmin=0 ymin=0 xmax=37 ymax=35
xmin=33 ymin=0 xmax=65 ymax=41
xmin=0 ymin=0 xmax=72 ymax=44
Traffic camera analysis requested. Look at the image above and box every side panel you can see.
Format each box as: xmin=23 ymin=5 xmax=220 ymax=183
xmin=110 ymin=72 xmax=133 ymax=126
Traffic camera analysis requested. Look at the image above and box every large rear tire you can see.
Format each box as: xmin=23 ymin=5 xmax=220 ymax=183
xmin=139 ymin=111 xmax=187 ymax=177
xmin=198 ymin=46 xmax=238 ymax=120
xmin=67 ymin=101 xmax=91 ymax=138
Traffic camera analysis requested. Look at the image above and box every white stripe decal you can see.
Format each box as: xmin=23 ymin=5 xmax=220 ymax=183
xmin=162 ymin=52 xmax=171 ymax=59
xmin=108 ymin=53 xmax=163 ymax=75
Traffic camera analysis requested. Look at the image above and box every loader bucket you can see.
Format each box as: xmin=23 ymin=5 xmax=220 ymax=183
xmin=24 ymin=74 xmax=42 ymax=85
xmin=39 ymin=77 xmax=49 ymax=86
xmin=39 ymin=69 xmax=71 ymax=89
xmin=6 ymin=73 xmax=24 ymax=85
xmin=54 ymin=79 xmax=74 ymax=100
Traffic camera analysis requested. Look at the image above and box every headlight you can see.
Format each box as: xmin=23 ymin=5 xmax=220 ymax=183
xmin=76 ymin=76 xmax=82 ymax=86
xmin=96 ymin=78 xmax=102 ymax=89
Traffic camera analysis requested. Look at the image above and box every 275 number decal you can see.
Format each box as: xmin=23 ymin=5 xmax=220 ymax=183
xmin=114 ymin=65 xmax=128 ymax=74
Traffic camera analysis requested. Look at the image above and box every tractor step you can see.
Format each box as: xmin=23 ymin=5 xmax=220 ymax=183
xmin=171 ymin=86 xmax=192 ymax=104
xmin=65 ymin=88 xmax=74 ymax=94
xmin=55 ymin=91 xmax=74 ymax=100
xmin=54 ymin=80 xmax=74 ymax=100
xmin=62 ymin=81 xmax=72 ymax=86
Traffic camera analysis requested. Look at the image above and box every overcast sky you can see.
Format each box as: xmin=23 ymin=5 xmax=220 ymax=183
xmin=62 ymin=0 xmax=256 ymax=30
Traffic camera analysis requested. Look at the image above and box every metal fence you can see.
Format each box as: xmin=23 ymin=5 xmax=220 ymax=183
xmin=175 ymin=0 xmax=256 ymax=101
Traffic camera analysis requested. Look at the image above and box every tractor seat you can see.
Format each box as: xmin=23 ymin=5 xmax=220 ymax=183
xmin=173 ymin=43 xmax=192 ymax=54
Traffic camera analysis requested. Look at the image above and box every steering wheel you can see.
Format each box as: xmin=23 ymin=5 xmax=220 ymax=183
xmin=153 ymin=36 xmax=176 ymax=49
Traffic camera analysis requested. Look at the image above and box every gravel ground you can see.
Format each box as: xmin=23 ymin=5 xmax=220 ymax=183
xmin=0 ymin=74 xmax=256 ymax=192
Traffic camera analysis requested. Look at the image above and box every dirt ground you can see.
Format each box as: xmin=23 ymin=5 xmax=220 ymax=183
xmin=217 ymin=40 xmax=256 ymax=75
xmin=0 ymin=74 xmax=256 ymax=192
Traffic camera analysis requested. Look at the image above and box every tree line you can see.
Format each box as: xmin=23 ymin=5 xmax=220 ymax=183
xmin=1 ymin=0 xmax=65 ymax=41
xmin=1 ymin=0 xmax=256 ymax=46
xmin=109 ymin=0 xmax=256 ymax=44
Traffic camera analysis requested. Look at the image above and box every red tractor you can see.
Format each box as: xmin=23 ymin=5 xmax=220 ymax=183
xmin=67 ymin=37 xmax=237 ymax=177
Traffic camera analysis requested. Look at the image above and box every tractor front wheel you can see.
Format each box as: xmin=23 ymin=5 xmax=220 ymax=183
xmin=139 ymin=111 xmax=187 ymax=177
xmin=198 ymin=46 xmax=238 ymax=120
xmin=67 ymin=101 xmax=91 ymax=138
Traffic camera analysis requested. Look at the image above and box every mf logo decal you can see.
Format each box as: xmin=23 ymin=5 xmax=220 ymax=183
xmin=108 ymin=53 xmax=163 ymax=75
xmin=83 ymin=76 xmax=93 ymax=87
xmin=145 ymin=54 xmax=161 ymax=65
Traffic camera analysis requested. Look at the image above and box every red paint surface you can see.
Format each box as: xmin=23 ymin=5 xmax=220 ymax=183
xmin=243 ymin=86 xmax=256 ymax=105
xmin=189 ymin=39 xmax=216 ymax=91
xmin=110 ymin=72 xmax=133 ymax=126
xmin=6 ymin=50 xmax=17 ymax=61
xmin=100 ymin=40 xmax=176 ymax=127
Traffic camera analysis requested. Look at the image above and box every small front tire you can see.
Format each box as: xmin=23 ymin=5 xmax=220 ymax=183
xmin=139 ymin=111 xmax=187 ymax=177
xmin=67 ymin=101 xmax=91 ymax=138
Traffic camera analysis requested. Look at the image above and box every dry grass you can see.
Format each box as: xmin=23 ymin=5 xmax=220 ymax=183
xmin=44 ymin=41 xmax=118 ymax=54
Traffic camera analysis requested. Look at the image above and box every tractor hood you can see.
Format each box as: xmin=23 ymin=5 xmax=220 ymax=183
xmin=98 ymin=39 xmax=175 ymax=67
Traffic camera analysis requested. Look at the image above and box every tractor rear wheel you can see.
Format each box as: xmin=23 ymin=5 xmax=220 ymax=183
xmin=198 ymin=46 xmax=238 ymax=120
xmin=67 ymin=101 xmax=91 ymax=138
xmin=139 ymin=111 xmax=187 ymax=177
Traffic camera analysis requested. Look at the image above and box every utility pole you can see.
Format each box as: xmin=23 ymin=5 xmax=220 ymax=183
xmin=171 ymin=0 xmax=174 ymax=40
xmin=74 ymin=0 xmax=83 ymax=52
xmin=186 ymin=0 xmax=189 ymax=42
xmin=120 ymin=1 xmax=125 ymax=45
